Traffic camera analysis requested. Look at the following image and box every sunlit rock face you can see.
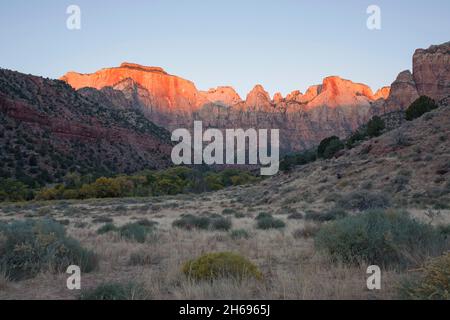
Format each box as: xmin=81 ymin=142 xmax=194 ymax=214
xmin=62 ymin=64 xmax=389 ymax=152
xmin=200 ymin=86 xmax=242 ymax=106
xmin=413 ymin=42 xmax=450 ymax=101
xmin=376 ymin=42 xmax=450 ymax=113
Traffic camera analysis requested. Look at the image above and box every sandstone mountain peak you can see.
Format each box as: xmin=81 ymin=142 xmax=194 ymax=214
xmin=200 ymin=86 xmax=242 ymax=106
xmin=245 ymin=84 xmax=272 ymax=109
xmin=273 ymin=92 xmax=283 ymax=103
xmin=119 ymin=62 xmax=168 ymax=74
xmin=306 ymin=76 xmax=375 ymax=109
xmin=374 ymin=86 xmax=391 ymax=100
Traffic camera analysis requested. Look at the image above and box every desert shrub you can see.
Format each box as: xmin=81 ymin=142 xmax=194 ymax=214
xmin=287 ymin=212 xmax=304 ymax=220
xmin=222 ymin=208 xmax=237 ymax=215
xmin=0 ymin=219 xmax=98 ymax=281
xmin=230 ymin=229 xmax=250 ymax=240
xmin=398 ymin=253 xmax=450 ymax=300
xmin=0 ymin=178 xmax=32 ymax=202
xmin=318 ymin=136 xmax=344 ymax=159
xmin=182 ymin=252 xmax=262 ymax=281
xmin=172 ymin=214 xmax=211 ymax=230
xmin=366 ymin=116 xmax=386 ymax=137
xmin=92 ymin=216 xmax=113 ymax=224
xmin=255 ymin=212 xmax=272 ymax=220
xmin=305 ymin=208 xmax=347 ymax=222
xmin=337 ymin=191 xmax=390 ymax=211
xmin=79 ymin=282 xmax=147 ymax=300
xmin=315 ymin=210 xmax=448 ymax=268
xmin=97 ymin=223 xmax=117 ymax=235
xmin=405 ymin=96 xmax=438 ymax=121
xmin=211 ymin=217 xmax=232 ymax=231
xmin=118 ymin=222 xmax=155 ymax=243
xmin=136 ymin=219 xmax=158 ymax=228
xmin=279 ymin=148 xmax=317 ymax=172
xmin=256 ymin=216 xmax=285 ymax=230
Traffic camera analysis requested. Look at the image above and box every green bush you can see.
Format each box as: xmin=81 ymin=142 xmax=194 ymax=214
xmin=172 ymin=214 xmax=211 ymax=230
xmin=79 ymin=282 xmax=148 ymax=300
xmin=97 ymin=223 xmax=117 ymax=235
xmin=305 ymin=208 xmax=347 ymax=222
xmin=406 ymin=96 xmax=438 ymax=121
xmin=0 ymin=178 xmax=32 ymax=202
xmin=182 ymin=252 xmax=262 ymax=281
xmin=398 ymin=253 xmax=450 ymax=300
xmin=367 ymin=116 xmax=386 ymax=137
xmin=337 ymin=191 xmax=390 ymax=211
xmin=256 ymin=216 xmax=286 ymax=230
xmin=287 ymin=212 xmax=304 ymax=220
xmin=211 ymin=217 xmax=232 ymax=231
xmin=222 ymin=208 xmax=237 ymax=215
xmin=318 ymin=136 xmax=344 ymax=159
xmin=0 ymin=219 xmax=98 ymax=281
xmin=315 ymin=210 xmax=448 ymax=268
xmin=119 ymin=222 xmax=155 ymax=243
xmin=255 ymin=212 xmax=272 ymax=220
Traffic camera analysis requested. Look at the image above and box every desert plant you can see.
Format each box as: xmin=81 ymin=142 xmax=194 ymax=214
xmin=172 ymin=214 xmax=211 ymax=230
xmin=222 ymin=208 xmax=237 ymax=215
xmin=366 ymin=116 xmax=385 ymax=137
xmin=318 ymin=136 xmax=344 ymax=159
xmin=97 ymin=223 xmax=117 ymax=235
xmin=287 ymin=211 xmax=304 ymax=220
xmin=0 ymin=219 xmax=98 ymax=281
xmin=405 ymin=96 xmax=438 ymax=121
xmin=337 ymin=191 xmax=390 ymax=211
xmin=315 ymin=210 xmax=448 ymax=269
xmin=211 ymin=217 xmax=232 ymax=231
xmin=304 ymin=208 xmax=347 ymax=222
xmin=79 ymin=282 xmax=148 ymax=300
xmin=119 ymin=222 xmax=155 ymax=243
xmin=256 ymin=216 xmax=285 ymax=230
xmin=182 ymin=252 xmax=262 ymax=281
xmin=398 ymin=253 xmax=450 ymax=300
xmin=230 ymin=229 xmax=250 ymax=240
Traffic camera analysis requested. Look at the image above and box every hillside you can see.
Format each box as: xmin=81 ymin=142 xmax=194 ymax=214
xmin=0 ymin=69 xmax=173 ymax=186
xmin=226 ymin=102 xmax=450 ymax=213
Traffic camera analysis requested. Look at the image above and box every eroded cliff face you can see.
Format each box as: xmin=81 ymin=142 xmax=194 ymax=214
xmin=413 ymin=42 xmax=450 ymax=101
xmin=379 ymin=42 xmax=450 ymax=112
xmin=62 ymin=64 xmax=391 ymax=151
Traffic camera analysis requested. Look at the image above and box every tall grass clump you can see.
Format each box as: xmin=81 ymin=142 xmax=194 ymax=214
xmin=315 ymin=210 xmax=448 ymax=269
xmin=0 ymin=219 xmax=98 ymax=281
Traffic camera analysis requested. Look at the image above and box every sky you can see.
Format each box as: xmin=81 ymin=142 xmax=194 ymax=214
xmin=0 ymin=0 xmax=449 ymax=98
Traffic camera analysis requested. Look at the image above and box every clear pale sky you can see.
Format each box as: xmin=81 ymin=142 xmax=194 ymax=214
xmin=0 ymin=0 xmax=449 ymax=97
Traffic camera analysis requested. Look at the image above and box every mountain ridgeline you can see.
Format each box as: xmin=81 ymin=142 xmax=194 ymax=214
xmin=0 ymin=42 xmax=449 ymax=188
xmin=0 ymin=69 xmax=173 ymax=187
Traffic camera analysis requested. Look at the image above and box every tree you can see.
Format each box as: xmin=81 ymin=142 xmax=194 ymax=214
xmin=367 ymin=116 xmax=385 ymax=137
xmin=406 ymin=96 xmax=438 ymax=121
xmin=318 ymin=136 xmax=344 ymax=159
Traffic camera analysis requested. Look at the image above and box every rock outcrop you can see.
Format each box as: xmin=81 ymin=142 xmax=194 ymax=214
xmin=380 ymin=42 xmax=450 ymax=112
xmin=200 ymin=86 xmax=241 ymax=106
xmin=413 ymin=42 xmax=450 ymax=101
